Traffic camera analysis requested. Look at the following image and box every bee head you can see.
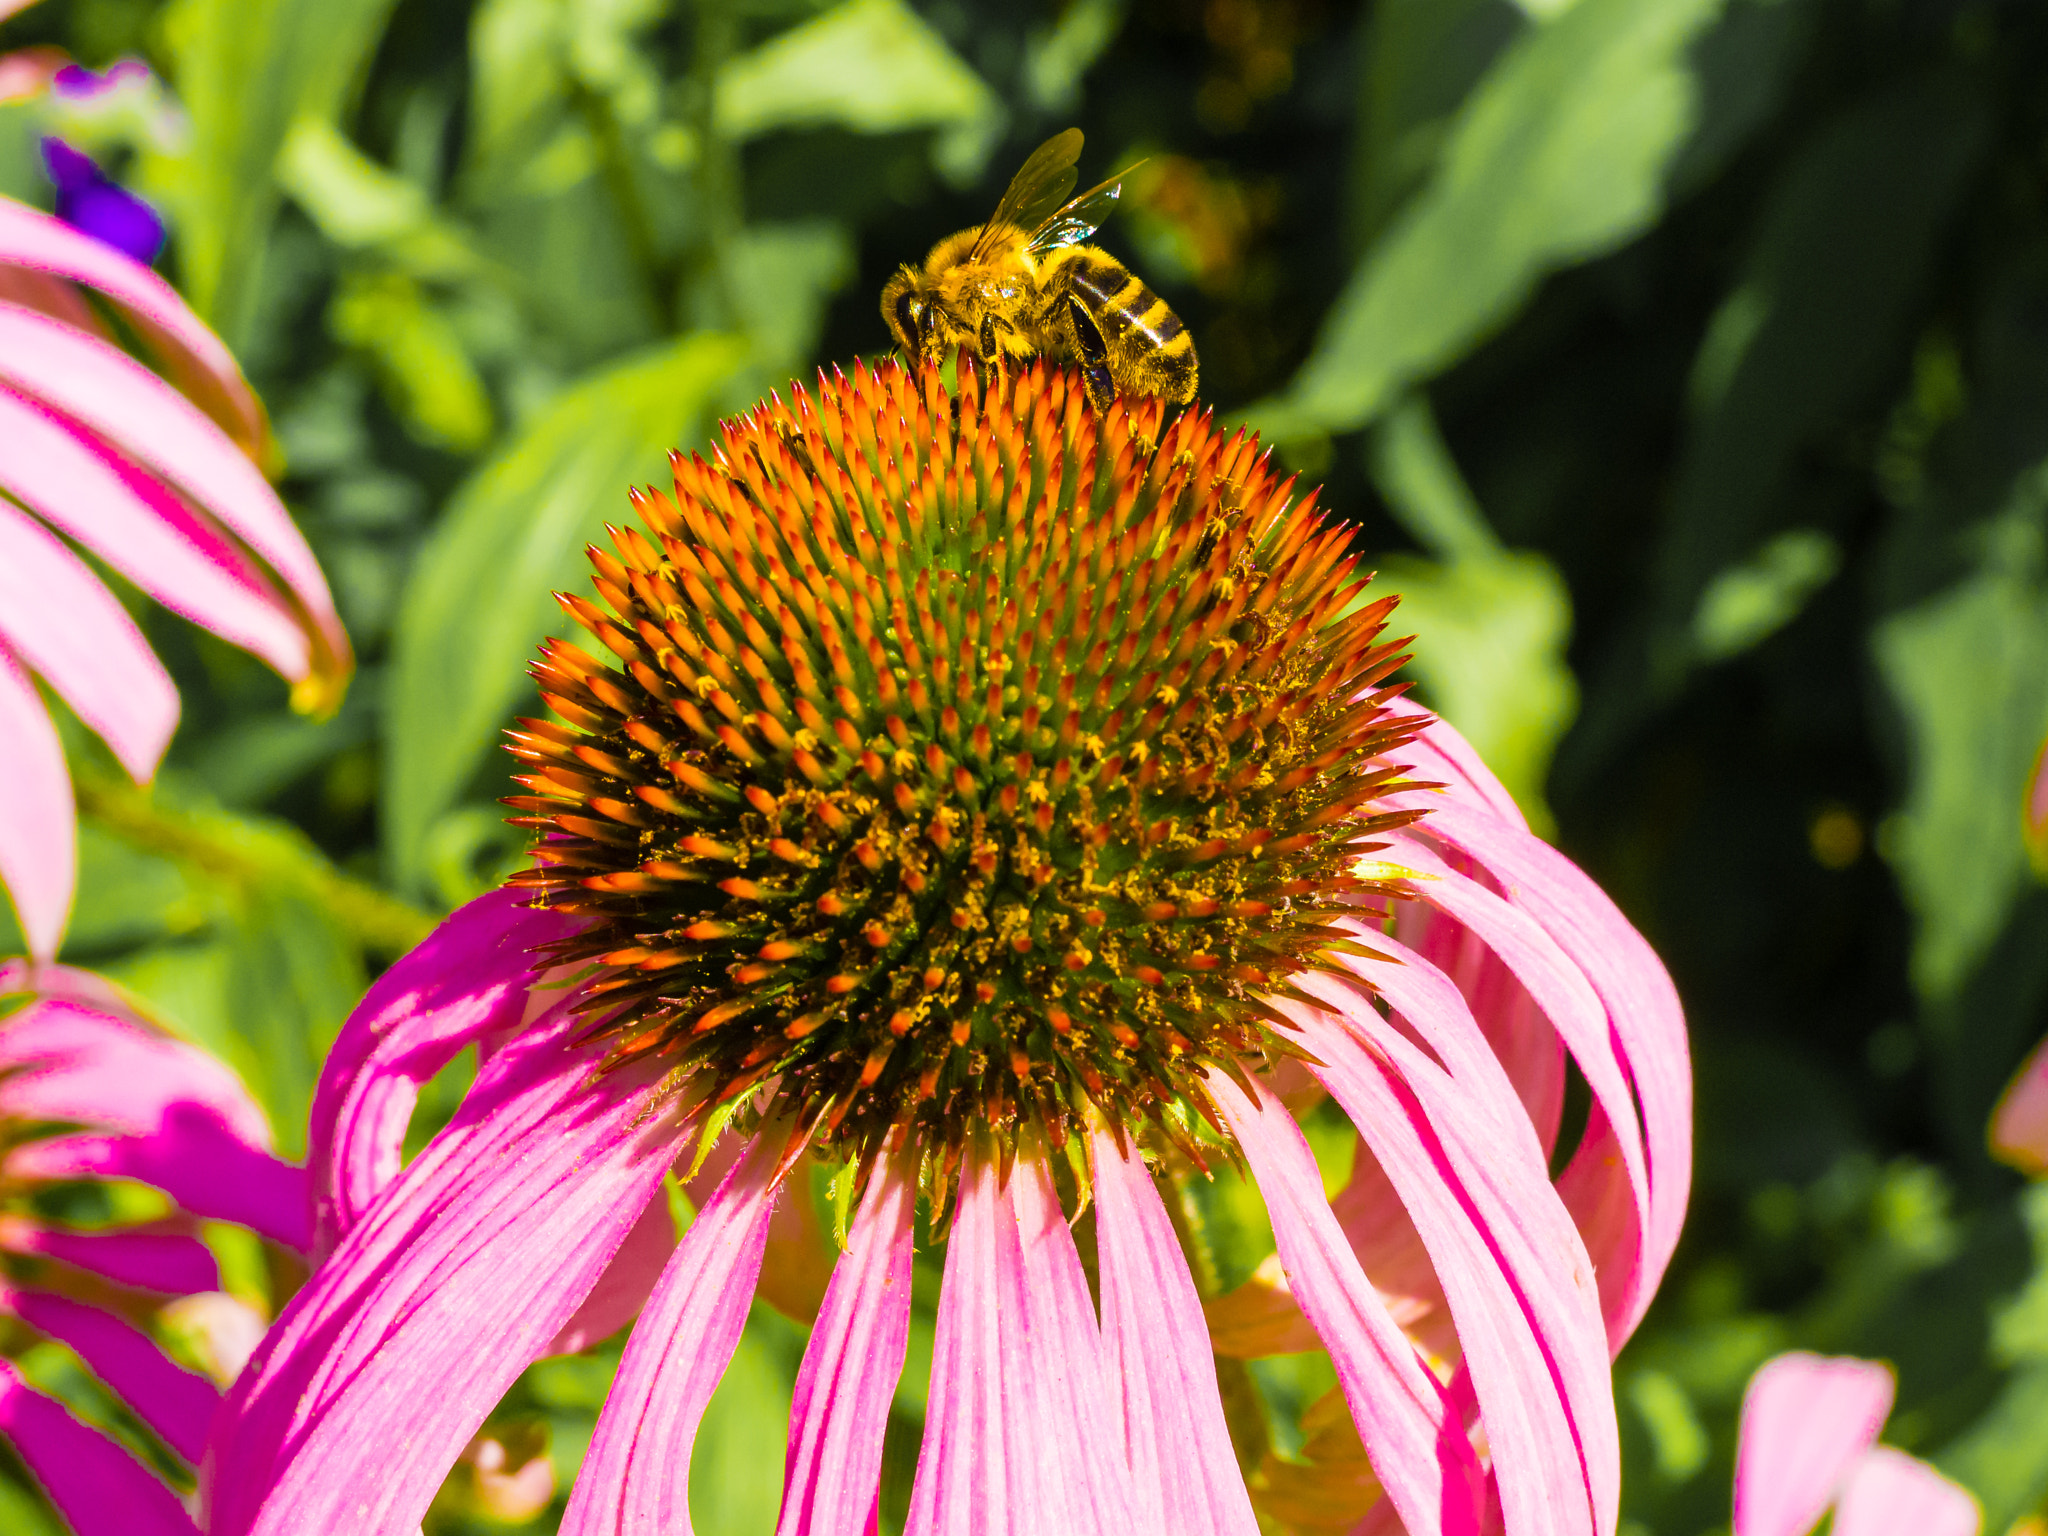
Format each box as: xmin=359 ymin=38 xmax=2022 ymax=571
xmin=880 ymin=268 xmax=937 ymax=359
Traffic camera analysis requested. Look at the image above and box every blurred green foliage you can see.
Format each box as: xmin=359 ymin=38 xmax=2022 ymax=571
xmin=6 ymin=0 xmax=2048 ymax=1529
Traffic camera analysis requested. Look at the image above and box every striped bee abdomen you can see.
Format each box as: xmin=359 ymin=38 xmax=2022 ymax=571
xmin=1060 ymin=248 xmax=1198 ymax=406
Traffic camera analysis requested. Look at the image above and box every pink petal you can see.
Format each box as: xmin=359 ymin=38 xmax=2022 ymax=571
xmin=1991 ymin=1031 xmax=2048 ymax=1175
xmin=306 ymin=886 xmax=575 ymax=1258
xmin=1379 ymin=696 xmax=1530 ymax=829
xmin=1832 ymin=1447 xmax=1980 ymax=1536
xmin=0 ymin=641 xmax=72 ymax=962
xmin=0 ymin=197 xmax=268 ymax=459
xmin=544 ymin=1183 xmax=678 ymax=1357
xmin=0 ymin=997 xmax=272 ymax=1146
xmin=1285 ymin=987 xmax=1613 ymax=1536
xmin=4 ymin=1287 xmax=219 ymax=1463
xmin=1091 ymin=1129 xmax=1261 ymax=1536
xmin=0 ymin=499 xmax=176 ymax=780
xmin=1733 ymin=1352 xmax=1894 ymax=1536
xmin=0 ymin=302 xmax=349 ymax=696
xmin=9 ymin=1123 xmax=308 ymax=1253
xmin=778 ymin=1151 xmax=915 ymax=1536
xmin=1390 ymin=795 xmax=1691 ymax=1347
xmin=0 ymin=387 xmax=310 ymax=682
xmin=559 ymin=1129 xmax=785 ymax=1535
xmin=0 ymin=1360 xmax=199 ymax=1536
xmin=906 ymin=1147 xmax=1150 ymax=1536
xmin=201 ymin=1002 xmax=682 ymax=1536
xmin=0 ymin=1219 xmax=220 ymax=1293
xmin=1207 ymin=1071 xmax=1485 ymax=1536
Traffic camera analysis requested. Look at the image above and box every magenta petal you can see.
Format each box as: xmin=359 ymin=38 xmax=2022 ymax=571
xmin=0 ymin=1360 xmax=199 ymax=1536
xmin=1991 ymin=1030 xmax=2048 ymax=1175
xmin=0 ymin=641 xmax=73 ymax=962
xmin=559 ymin=1131 xmax=783 ymax=1534
xmin=5 ymin=1287 xmax=219 ymax=1463
xmin=0 ymin=198 xmax=268 ymax=458
xmin=1 ymin=1221 xmax=220 ymax=1294
xmin=0 ymin=498 xmax=176 ymax=782
xmin=905 ymin=1147 xmax=1147 ymax=1536
xmin=778 ymin=1152 xmax=914 ymax=1536
xmin=1734 ymin=1353 xmax=1894 ymax=1536
xmin=1391 ymin=796 xmax=1691 ymax=1347
xmin=1208 ymin=1070 xmax=1483 ymax=1536
xmin=1284 ymin=995 xmax=1611 ymax=1536
xmin=0 ymin=997 xmax=273 ymax=1147
xmin=544 ymin=1182 xmax=678 ymax=1358
xmin=1380 ymin=697 xmax=1530 ymax=829
xmin=307 ymin=886 xmax=575 ymax=1257
xmin=1832 ymin=1447 xmax=1980 ymax=1536
xmin=201 ymin=1003 xmax=681 ymax=1536
xmin=0 ymin=387 xmax=309 ymax=682
xmin=10 ymin=1121 xmax=308 ymax=1252
xmin=1091 ymin=1130 xmax=1260 ymax=1536
xmin=0 ymin=302 xmax=344 ymax=671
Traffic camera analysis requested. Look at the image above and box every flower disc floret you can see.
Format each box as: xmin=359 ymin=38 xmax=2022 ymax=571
xmin=507 ymin=358 xmax=1424 ymax=1173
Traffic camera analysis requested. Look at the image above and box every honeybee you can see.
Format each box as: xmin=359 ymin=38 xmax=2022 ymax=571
xmin=880 ymin=128 xmax=1197 ymax=414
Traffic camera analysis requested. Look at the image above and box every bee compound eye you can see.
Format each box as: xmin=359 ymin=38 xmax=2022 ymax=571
xmin=896 ymin=292 xmax=925 ymax=348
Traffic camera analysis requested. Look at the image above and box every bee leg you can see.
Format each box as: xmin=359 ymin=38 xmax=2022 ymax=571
xmin=1065 ymin=297 xmax=1115 ymax=414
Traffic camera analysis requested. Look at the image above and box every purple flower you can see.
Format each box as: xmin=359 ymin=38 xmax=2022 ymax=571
xmin=38 ymin=139 xmax=163 ymax=267
xmin=0 ymin=961 xmax=307 ymax=1535
xmin=204 ymin=361 xmax=1692 ymax=1536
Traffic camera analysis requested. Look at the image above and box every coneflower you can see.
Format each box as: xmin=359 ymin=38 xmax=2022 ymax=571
xmin=205 ymin=360 xmax=1690 ymax=1536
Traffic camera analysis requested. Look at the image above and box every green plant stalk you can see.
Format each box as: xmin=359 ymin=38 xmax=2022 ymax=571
xmin=76 ymin=769 xmax=437 ymax=958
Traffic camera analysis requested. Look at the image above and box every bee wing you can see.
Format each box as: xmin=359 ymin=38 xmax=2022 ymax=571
xmin=1024 ymin=163 xmax=1143 ymax=255
xmin=969 ymin=128 xmax=1084 ymax=263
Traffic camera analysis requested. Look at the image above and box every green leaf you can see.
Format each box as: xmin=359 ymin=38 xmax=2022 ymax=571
xmin=146 ymin=0 xmax=403 ymax=345
xmin=689 ymin=1313 xmax=800 ymax=1535
xmin=1690 ymin=527 xmax=1840 ymax=661
xmin=383 ymin=332 xmax=751 ymax=891
xmin=1247 ymin=0 xmax=1723 ymax=442
xmin=722 ymin=220 xmax=856 ymax=371
xmin=277 ymin=117 xmax=484 ymax=280
xmin=330 ymin=271 xmax=496 ymax=453
xmin=1873 ymin=479 xmax=2048 ymax=1002
xmin=714 ymin=0 xmax=1005 ymax=180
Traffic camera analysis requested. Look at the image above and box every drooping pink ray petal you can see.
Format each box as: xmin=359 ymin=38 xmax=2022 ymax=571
xmin=1991 ymin=1031 xmax=2048 ymax=1175
xmin=0 ymin=388 xmax=310 ymax=682
xmin=306 ymin=886 xmax=576 ymax=1257
xmin=0 ymin=1360 xmax=200 ymax=1536
xmin=904 ymin=1147 xmax=1010 ymax=1536
xmin=3 ymin=1287 xmax=219 ymax=1463
xmin=0 ymin=302 xmax=349 ymax=693
xmin=0 ymin=641 xmax=72 ymax=962
xmin=1401 ymin=906 xmax=1567 ymax=1156
xmin=778 ymin=1151 xmax=915 ymax=1536
xmin=0 ymin=198 xmax=268 ymax=458
xmin=0 ymin=499 xmax=177 ymax=781
xmin=1831 ymin=1447 xmax=1980 ymax=1536
xmin=9 ymin=1118 xmax=309 ymax=1253
xmin=0 ymin=1218 xmax=220 ymax=1293
xmin=1091 ymin=1128 xmax=1260 ymax=1536
xmin=1380 ymin=696 xmax=1529 ymax=829
xmin=905 ymin=1146 xmax=1150 ymax=1536
xmin=1207 ymin=1070 xmax=1485 ymax=1536
xmin=1733 ymin=1353 xmax=1894 ymax=1536
xmin=1284 ymin=991 xmax=1612 ymax=1536
xmin=559 ymin=1127 xmax=786 ymax=1535
xmin=1003 ymin=1151 xmax=1150 ymax=1536
xmin=1387 ymin=832 xmax=1650 ymax=1327
xmin=1390 ymin=794 xmax=1691 ymax=1347
xmin=0 ymin=997 xmax=272 ymax=1146
xmin=544 ymin=1183 xmax=678 ymax=1357
xmin=1309 ymin=938 xmax=1615 ymax=1501
xmin=201 ymin=1002 xmax=681 ymax=1536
